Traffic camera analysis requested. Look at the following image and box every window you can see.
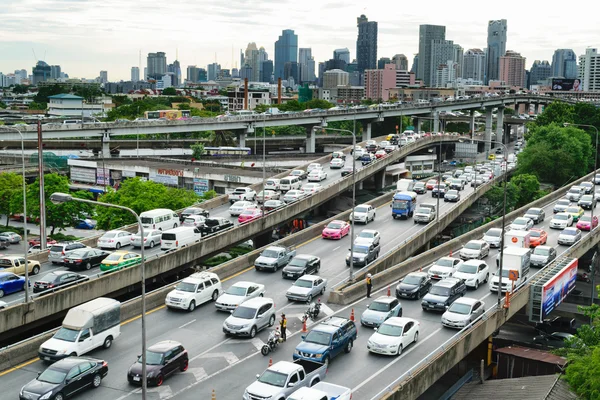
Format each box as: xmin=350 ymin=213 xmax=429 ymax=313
xmin=288 ymin=372 xmax=299 ymax=384
xmin=79 ymin=361 xmax=94 ymax=374
xmin=298 ymin=369 xmax=305 ymax=381
xmin=204 ymin=280 xmax=213 ymax=288
xmin=79 ymin=328 xmax=91 ymax=341
xmin=404 ymin=322 xmax=413 ymax=333
xmin=66 ymin=366 xmax=81 ymax=380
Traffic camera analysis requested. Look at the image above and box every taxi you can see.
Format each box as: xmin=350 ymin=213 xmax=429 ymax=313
xmin=100 ymin=250 xmax=142 ymax=272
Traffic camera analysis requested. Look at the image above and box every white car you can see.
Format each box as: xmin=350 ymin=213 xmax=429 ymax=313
xmin=131 ymin=229 xmax=163 ymax=248
xmin=350 ymin=204 xmax=376 ymax=224
xmin=482 ymin=228 xmax=503 ymax=248
xmin=366 ymin=317 xmax=420 ymax=356
xmin=182 ymin=215 xmax=207 ymax=228
xmin=307 ymin=163 xmax=322 ymax=172
xmin=509 ymin=217 xmax=534 ymax=231
xmin=302 ymin=183 xmax=322 ymax=195
xmin=354 ymin=229 xmax=381 ymax=247
xmin=378 ymin=141 xmax=390 ymax=148
xmin=256 ymin=190 xmax=280 ymax=203
xmin=441 ymin=297 xmax=485 ymax=329
xmin=428 ymin=256 xmax=463 ymax=280
xmin=550 ymin=212 xmax=573 ymax=229
xmin=553 ymin=198 xmax=571 ymax=214
xmin=283 ymin=190 xmax=306 ymax=203
xmin=459 ymin=240 xmax=490 ymax=260
xmin=165 ymin=271 xmax=222 ymax=312
xmin=308 ymin=169 xmax=327 ymax=182
xmin=453 ymin=260 xmax=489 ymax=289
xmin=264 ymin=178 xmax=281 ymax=191
xmin=215 ymin=281 xmax=266 ymax=311
xmin=97 ymin=230 xmax=133 ymax=249
xmin=229 ymin=187 xmax=256 ymax=203
xmin=558 ymin=227 xmax=582 ymax=245
xmin=330 ymin=158 xmax=345 ymax=169
xmin=229 ymin=200 xmax=256 ymax=216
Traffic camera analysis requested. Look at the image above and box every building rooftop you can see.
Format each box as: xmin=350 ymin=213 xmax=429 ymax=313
xmin=48 ymin=94 xmax=83 ymax=100
xmin=452 ymin=374 xmax=578 ymax=400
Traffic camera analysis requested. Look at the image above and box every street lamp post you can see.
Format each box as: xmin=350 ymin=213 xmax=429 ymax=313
xmin=49 ymin=192 xmax=148 ymax=399
xmin=261 ymin=116 xmax=266 ymax=217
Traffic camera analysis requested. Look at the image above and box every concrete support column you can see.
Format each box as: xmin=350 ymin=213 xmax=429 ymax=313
xmin=101 ymin=132 xmax=111 ymax=159
xmin=524 ymin=103 xmax=530 ymax=115
xmin=470 ymin=110 xmax=476 ymax=137
xmin=374 ymin=170 xmax=385 ymax=191
xmin=362 ymin=122 xmax=372 ymax=142
xmin=433 ymin=111 xmax=440 ymax=134
xmin=358 ymin=181 xmax=364 ymax=190
xmin=504 ymin=123 xmax=511 ymax=144
xmin=305 ymin=126 xmax=316 ymax=153
xmin=496 ymin=106 xmax=504 ymax=143
xmin=237 ymin=132 xmax=247 ymax=148
xmin=414 ymin=118 xmax=420 ymax=133
xmin=484 ymin=107 xmax=493 ymax=152
xmin=533 ymin=103 xmax=540 ymax=115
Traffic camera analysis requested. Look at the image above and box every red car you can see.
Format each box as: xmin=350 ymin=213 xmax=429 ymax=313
xmin=238 ymin=208 xmax=262 ymax=224
xmin=426 ymin=179 xmax=438 ymax=190
xmin=529 ymin=228 xmax=547 ymax=247
xmin=321 ymin=220 xmax=350 ymax=240
xmin=28 ymin=238 xmax=58 ymax=247
xmin=576 ymin=215 xmax=598 ymax=231
xmin=375 ymin=150 xmax=387 ymax=159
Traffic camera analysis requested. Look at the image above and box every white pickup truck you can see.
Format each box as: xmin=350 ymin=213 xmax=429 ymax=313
xmin=286 ymin=382 xmax=352 ymax=400
xmin=229 ymin=187 xmax=257 ymax=203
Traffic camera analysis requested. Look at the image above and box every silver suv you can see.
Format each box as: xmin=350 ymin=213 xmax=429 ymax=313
xmin=222 ymin=297 xmax=276 ymax=338
xmin=48 ymin=242 xmax=89 ymax=264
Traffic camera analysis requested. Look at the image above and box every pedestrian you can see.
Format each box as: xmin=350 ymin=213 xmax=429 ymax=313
xmin=280 ymin=313 xmax=287 ymax=342
xmin=366 ymin=273 xmax=372 ymax=298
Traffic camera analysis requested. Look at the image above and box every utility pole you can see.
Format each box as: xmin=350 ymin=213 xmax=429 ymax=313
xmin=37 ymin=121 xmax=47 ymax=250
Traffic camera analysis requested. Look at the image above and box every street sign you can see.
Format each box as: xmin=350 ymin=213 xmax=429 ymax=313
xmin=508 ymin=270 xmax=519 ymax=281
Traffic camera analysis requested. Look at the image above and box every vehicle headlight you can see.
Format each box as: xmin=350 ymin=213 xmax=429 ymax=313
xmin=240 ymin=324 xmax=249 ymax=329
xmin=40 ymin=393 xmax=53 ymax=400
xmin=313 ymin=353 xmax=322 ymax=357
xmin=387 ymin=344 xmax=398 ymax=348
xmin=147 ymin=370 xmax=155 ymax=378
xmin=295 ymin=350 xmax=302 ymax=355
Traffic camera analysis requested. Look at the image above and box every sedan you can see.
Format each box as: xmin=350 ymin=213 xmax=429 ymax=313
xmin=444 ymin=189 xmax=461 ymax=202
xmin=100 ymin=251 xmax=142 ymax=272
xmin=384 ymin=145 xmax=396 ymax=153
xmin=565 ymin=206 xmax=585 ymax=222
xmin=482 ymin=228 xmax=503 ymax=248
xmin=322 ymin=220 xmax=350 ymax=240
xmin=550 ymin=212 xmax=573 ymax=229
xmin=285 ymin=275 xmax=327 ymax=303
xmin=282 ymin=190 xmax=306 ymax=203
xmin=529 ymin=228 xmax=548 ymax=247
xmin=509 ymin=217 xmax=534 ymax=231
xmin=413 ymin=182 xmax=426 ymax=194
xmin=215 ymin=281 xmax=266 ymax=311
xmin=375 ymin=150 xmax=387 ymax=159
xmin=256 ymin=190 xmax=279 ymax=203
xmin=97 ymin=230 xmax=133 ymax=249
xmin=553 ymin=198 xmax=571 ymax=214
xmin=238 ymin=208 xmax=262 ymax=224
xmin=558 ymin=227 xmax=582 ymax=245
xmin=361 ymin=296 xmax=403 ymax=327
xmin=577 ymin=215 xmax=599 ymax=231
xmin=262 ymin=200 xmax=285 ymax=212
xmin=533 ymin=332 xmax=575 ymax=349
xmin=395 ymin=272 xmax=431 ymax=299
xmin=355 ymin=229 xmax=381 ymax=247
xmin=302 ymin=183 xmax=322 ymax=195
xmin=182 ymin=215 xmax=206 ymax=228
xmin=19 ymin=356 xmax=108 ymax=400
xmin=329 ymin=158 xmax=345 ymax=169
xmin=74 ymin=219 xmax=96 ymax=229
xmin=523 ymin=207 xmax=545 ymax=224
xmin=459 ymin=240 xmax=490 ymax=260
xmin=63 ymin=248 xmax=110 ymax=270
xmin=432 ymin=184 xmax=447 ymax=198
xmin=33 ymin=271 xmax=89 ymax=294
xmin=127 ymin=341 xmax=188 ymax=386
xmin=0 ymin=232 xmax=21 ymax=244
xmin=306 ymin=163 xmax=322 ymax=172
xmin=290 ymin=169 xmax=308 ymax=180
xmin=578 ymin=194 xmax=597 ymax=210
xmin=341 ymin=166 xmax=354 ymax=177
xmin=366 ymin=317 xmax=420 ymax=356
xmin=228 ymin=201 xmax=255 ymax=216
xmin=453 ymin=260 xmax=489 ymax=289
xmin=0 ymin=272 xmax=26 ymax=297
xmin=441 ymin=297 xmax=485 ymax=329
xmin=426 ymin=179 xmax=438 ymax=190
xmin=308 ymin=169 xmax=327 ymax=182
xmin=531 ymin=245 xmax=557 ymax=267
xmin=428 ymin=256 xmax=463 ymax=280
xmin=179 ymin=207 xmax=209 ymax=222
xmin=282 ymin=254 xmax=321 ymax=280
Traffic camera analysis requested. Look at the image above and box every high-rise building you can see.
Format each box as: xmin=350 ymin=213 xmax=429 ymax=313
xmin=391 ymin=54 xmax=408 ymax=71
xmin=299 ymin=48 xmax=315 ymax=83
xmin=434 ymin=61 xmax=458 ymax=87
xmin=274 ymin=29 xmax=298 ymax=80
xmin=356 ymin=15 xmax=378 ymax=72
xmin=232 ymin=68 xmax=239 ymax=78
xmin=207 ymin=63 xmax=221 ymax=81
xmin=318 ymin=62 xmax=326 ymax=87
xmin=144 ymin=67 xmax=147 ymax=81
xmin=378 ymin=57 xmax=391 ymax=69
xmin=325 ymin=59 xmax=347 ymax=72
xmin=15 ymin=69 xmax=27 ymax=83
xmin=462 ymin=49 xmax=486 ymax=82
xmin=323 ymin=69 xmax=349 ymax=89
xmin=240 ymin=65 xmax=253 ymax=80
xmin=417 ymin=24 xmax=446 ymax=86
xmin=528 ymin=60 xmax=551 ymax=87
xmin=244 ymin=43 xmax=260 ymax=82
xmin=198 ymin=68 xmax=207 ymax=82
xmin=186 ymin=65 xmax=198 ymax=83
xmin=486 ymin=19 xmax=508 ymax=84
xmin=364 ymin=64 xmax=396 ymax=101
xmin=99 ymin=71 xmax=108 ymax=84
xmin=499 ymin=50 xmax=526 ymax=87
xmin=50 ymin=65 xmax=61 ymax=80
xmin=168 ymin=60 xmax=181 ymax=87
xmin=551 ymin=49 xmax=577 ymax=79
xmin=334 ymin=48 xmax=350 ymax=64
xmin=147 ymin=52 xmax=167 ymax=80
xmin=453 ymin=45 xmax=464 ymax=78
xmin=579 ymin=48 xmax=599 ymax=91
xmin=257 ymin=47 xmax=269 ymax=82
xmin=284 ymin=61 xmax=299 ymax=83
xmin=430 ymin=39 xmax=455 ymax=83
xmin=261 ymin=60 xmax=273 ymax=83
xmin=32 ymin=61 xmax=51 ymax=84
xmin=410 ymin=54 xmax=419 ymax=74
xmin=131 ymin=66 xmax=140 ymax=82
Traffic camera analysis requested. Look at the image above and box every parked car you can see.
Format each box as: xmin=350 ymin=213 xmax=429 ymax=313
xmin=366 ymin=317 xmax=420 ymax=356
xmin=0 ymin=232 xmax=21 ymax=244
xmin=97 ymin=230 xmax=133 ymax=250
xmin=63 ymin=248 xmax=110 ymax=270
xmin=453 ymin=260 xmax=489 ymax=289
xmin=293 ymin=317 xmax=357 ymax=365
xmin=33 ymin=271 xmax=89 ymax=294
xmin=321 ymin=220 xmax=350 ymax=240
xmin=0 ymin=237 xmax=9 ymax=250
xmin=127 ymin=341 xmax=188 ymax=386
xmin=282 ymin=255 xmax=321 ymax=280
xmin=286 ymin=275 xmax=327 ymax=303
xmin=395 ymin=272 xmax=431 ymax=299
xmin=215 ymin=281 xmax=265 ymax=311
xmin=441 ymin=297 xmax=485 ymax=329
xmin=360 ymin=296 xmax=402 ymax=327
xmin=459 ymin=240 xmax=490 ymax=260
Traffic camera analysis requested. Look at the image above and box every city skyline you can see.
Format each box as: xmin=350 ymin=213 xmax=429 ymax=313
xmin=1 ymin=0 xmax=600 ymax=81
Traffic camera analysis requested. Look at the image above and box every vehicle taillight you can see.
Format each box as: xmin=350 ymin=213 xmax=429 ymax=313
xmin=75 ymin=259 xmax=82 ymax=263
xmin=61 ymin=250 xmax=65 ymax=255
xmin=176 ymin=240 xmax=179 ymax=246
xmin=102 ymin=361 xmax=108 ymax=368
xmin=144 ymin=238 xmax=147 ymax=241
xmin=153 ymin=224 xmax=156 ymax=229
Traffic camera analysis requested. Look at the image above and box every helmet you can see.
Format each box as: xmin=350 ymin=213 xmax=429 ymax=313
xmin=281 ymin=313 xmax=286 ymax=317
xmin=367 ymin=273 xmax=372 ymax=278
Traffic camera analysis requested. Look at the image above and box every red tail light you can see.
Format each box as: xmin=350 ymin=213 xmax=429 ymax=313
xmin=176 ymin=240 xmax=179 ymax=246
xmin=75 ymin=259 xmax=82 ymax=263
xmin=61 ymin=250 xmax=65 ymax=255
xmin=102 ymin=361 xmax=108 ymax=367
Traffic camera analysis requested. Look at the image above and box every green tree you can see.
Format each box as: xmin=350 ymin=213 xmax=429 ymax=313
xmin=72 ymin=84 xmax=103 ymax=103
xmin=533 ymin=101 xmax=575 ymax=127
xmin=34 ymin=85 xmax=69 ymax=103
xmin=510 ymin=174 xmax=541 ymax=208
xmin=304 ymin=99 xmax=333 ymax=109
xmin=162 ymin=87 xmax=177 ymax=96
xmin=0 ymin=172 xmax=23 ymax=226
xmin=209 ymin=131 xmax=236 ymax=147
xmin=191 ymin=142 xmax=205 ymax=159
xmin=0 ymin=101 xmax=6 ymax=109
xmin=28 ymin=102 xmax=47 ymax=110
xmin=11 ymin=84 xmax=29 ymax=94
xmin=278 ymin=100 xmax=305 ymax=112
xmin=483 ymin=182 xmax=518 ymax=214
xmin=112 ymin=95 xmax=132 ymax=108
xmin=253 ymin=104 xmax=271 ymax=113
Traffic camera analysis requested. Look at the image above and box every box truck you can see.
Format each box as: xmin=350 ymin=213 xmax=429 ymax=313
xmin=396 ymin=179 xmax=415 ymax=193
xmin=504 ymin=230 xmax=531 ymax=249
xmin=489 ymin=247 xmax=531 ymax=293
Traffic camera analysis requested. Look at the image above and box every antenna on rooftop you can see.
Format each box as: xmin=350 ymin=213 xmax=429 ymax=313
xmin=32 ymin=49 xmax=38 ymax=62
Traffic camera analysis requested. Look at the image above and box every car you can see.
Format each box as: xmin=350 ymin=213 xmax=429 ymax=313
xmin=33 ymin=271 xmax=89 ymax=294
xmin=535 ymin=316 xmax=577 ymax=334
xmin=421 ymin=277 xmax=467 ymax=312
xmin=558 ymin=227 xmax=582 ymax=245
xmin=283 ymin=190 xmax=306 ymax=203
xmin=374 ymin=150 xmax=387 ymax=159
xmin=0 ymin=272 xmax=26 ymax=297
xmin=509 ymin=217 xmax=534 ymax=231
xmin=395 ymin=272 xmax=431 ymax=299
xmin=282 ymin=255 xmax=321 ymax=280
xmin=360 ymin=296 xmax=403 ymax=327
xmin=48 ymin=242 xmax=89 ymax=265
xmin=97 ymin=230 xmax=133 ymax=250
xmin=182 ymin=215 xmax=206 ymax=228
xmin=384 ymin=144 xmax=396 ymax=153
xmin=533 ymin=332 xmax=575 ymax=349
xmin=0 ymin=237 xmax=9 ymax=250
xmin=331 ymin=151 xmax=346 ymax=161
xmin=354 ymin=229 xmax=381 ymax=247
xmin=580 ymin=181 xmax=594 ymax=194
xmin=165 ymin=271 xmax=222 ymax=311
xmin=286 ymin=275 xmax=327 ymax=303
xmin=294 ymin=316 xmax=357 ymax=365
xmin=471 ymin=177 xmax=484 ymax=187
xmin=444 ymin=189 xmax=461 ymax=202
xmin=127 ymin=341 xmax=188 ymax=386
xmin=302 ymin=183 xmax=322 ymax=195
xmin=495 ymin=147 xmax=503 ymax=154
xmin=28 ymin=238 xmax=58 ymax=247
xmin=262 ymin=200 xmax=285 ymax=212
xmin=20 ymin=356 xmax=108 ymax=400
xmin=99 ymin=251 xmax=142 ymax=272
xmin=229 ymin=187 xmax=257 ymax=203
xmin=290 ymin=169 xmax=308 ymax=180
xmin=0 ymin=232 xmax=22 ymax=244
xmin=566 ymin=186 xmax=585 ymax=202
xmin=378 ymin=141 xmax=390 ymax=149
xmin=366 ymin=317 xmax=420 ymax=356
xmin=360 ymin=153 xmax=376 ymax=165
xmin=577 ymin=215 xmax=599 ymax=231
xmin=441 ymin=297 xmax=485 ymax=329
xmin=365 ymin=142 xmax=378 ymax=153
xmin=553 ymin=198 xmax=571 ymax=213
xmin=482 ymin=228 xmax=503 ymax=248
xmin=256 ymin=190 xmax=280 ymax=203
xmin=307 ymin=163 xmax=322 ymax=173
xmin=432 ymin=184 xmax=447 ymax=198
xmin=341 ymin=166 xmax=354 ymax=177
xmin=449 ymin=179 xmax=464 ymax=191
xmin=578 ymin=194 xmax=597 ymax=210
xmin=523 ymin=207 xmax=545 ymax=224
xmin=215 ymin=281 xmax=266 ymax=311
xmin=564 ymin=206 xmax=585 ymax=222
xmin=426 ymin=179 xmax=438 ymax=190
xmin=413 ymin=182 xmax=426 ymax=194
xmin=550 ymin=212 xmax=574 ymax=229
xmin=264 ymin=178 xmax=281 ymax=192
xmin=63 ymin=248 xmax=110 ymax=270
xmin=237 ymin=208 xmax=262 ymax=224
xmin=74 ymin=219 xmax=96 ymax=229
xmin=529 ymin=228 xmax=548 ymax=247
xmin=322 ymin=220 xmax=350 ymax=240
xmin=229 ymin=200 xmax=256 ymax=216
xmin=531 ymin=245 xmax=557 ymax=267
xmin=488 ymin=154 xmax=495 ymax=160
xmin=330 ymin=158 xmax=345 ymax=169
xmin=453 ymin=260 xmax=489 ymax=289
xmin=346 ymin=243 xmax=380 ymax=267
xmin=308 ymin=169 xmax=328 ymax=182
xmin=428 ymin=256 xmax=463 ymax=280
xmin=223 ymin=297 xmax=276 ymax=337
xmin=350 ymin=203 xmax=376 ymax=224
xmin=179 ymin=207 xmax=209 ymax=222
xmin=0 ymin=255 xmax=41 ymax=276
xmin=459 ymin=240 xmax=490 ymax=260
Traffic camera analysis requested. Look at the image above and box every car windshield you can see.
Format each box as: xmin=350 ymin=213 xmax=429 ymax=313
xmin=359 ymin=231 xmax=375 ymax=239
xmin=580 ymin=216 xmax=592 ymax=222
xmin=416 ymin=208 xmax=430 ymax=214
xmin=304 ymin=330 xmax=332 ymax=345
xmin=50 ymin=245 xmax=64 ymax=252
xmin=447 ymin=190 xmax=458 ymax=195
xmin=354 ymin=246 xmax=369 ymax=254
xmin=261 ymin=250 xmax=279 ymax=258
xmin=566 ymin=207 xmax=580 ymax=213
xmin=140 ymin=351 xmax=164 ymax=365
xmin=368 ymin=301 xmax=391 ymax=312
xmin=465 ymin=242 xmax=481 ymax=250
xmin=557 ymin=200 xmax=570 ymax=206
xmin=534 ymin=247 xmax=550 ymax=256
xmin=457 ymin=264 xmax=477 ymax=274
xmin=288 ymin=258 xmax=308 ymax=267
xmin=294 ymin=279 xmax=313 ymax=288
xmin=563 ymin=229 xmax=578 ymax=236
xmin=104 ymin=253 xmax=124 ymax=261
xmin=232 ymin=306 xmax=256 ymax=319
xmin=429 ymin=285 xmax=451 ymax=296
xmin=403 ymin=275 xmax=422 ymax=285
xmin=436 ymin=258 xmax=454 ymax=268
xmin=53 ymin=327 xmax=80 ymax=342
xmin=38 ymin=368 xmax=67 ymax=384
xmin=486 ymin=229 xmax=501 ymax=237
xmin=68 ymin=249 xmax=88 ymax=258
xmin=555 ymin=214 xmax=568 ymax=220
xmin=376 ymin=323 xmax=403 ymax=337
xmin=240 ymin=209 xmax=257 ymax=216
xmin=355 ymin=206 xmax=369 ymax=213
xmin=513 ymin=219 xmax=527 ymax=225
xmin=530 ymin=230 xmax=543 ymax=237
xmin=527 ymin=209 xmax=540 ymax=215
xmin=225 ymin=286 xmax=247 ymax=296
xmin=448 ymin=303 xmax=472 ymax=315
xmin=102 ymin=232 xmax=117 ymax=238
xmin=175 ymin=282 xmax=196 ymax=292
xmin=327 ymin=222 xmax=343 ymax=229
xmin=258 ymin=370 xmax=288 ymax=387
xmin=582 ymin=195 xmax=593 ymax=201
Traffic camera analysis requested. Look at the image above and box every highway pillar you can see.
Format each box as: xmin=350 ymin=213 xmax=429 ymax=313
xmin=496 ymin=106 xmax=504 ymax=143
xmin=533 ymin=103 xmax=540 ymax=115
xmin=362 ymin=122 xmax=372 ymax=141
xmin=524 ymin=102 xmax=530 ymax=115
xmin=470 ymin=110 xmax=476 ymax=137
xmin=358 ymin=181 xmax=364 ymax=190
xmin=305 ymin=126 xmax=316 ymax=153
xmin=374 ymin=170 xmax=386 ymax=191
xmin=504 ymin=123 xmax=511 ymax=144
xmin=237 ymin=132 xmax=246 ymax=148
xmin=484 ymin=107 xmax=493 ymax=152
xmin=101 ymin=131 xmax=111 ymax=159
xmin=433 ymin=111 xmax=440 ymax=133
xmin=414 ymin=118 xmax=421 ymax=133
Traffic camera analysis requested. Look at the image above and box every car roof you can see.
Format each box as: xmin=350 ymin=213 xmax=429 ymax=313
xmin=468 ymin=239 xmax=486 ymax=244
xmin=328 ymin=220 xmax=346 ymax=224
xmin=435 ymin=277 xmax=463 ymax=287
xmin=462 ymin=259 xmax=486 ymax=266
xmin=382 ymin=317 xmax=417 ymax=327
xmin=148 ymin=340 xmax=183 ymax=353
xmin=535 ymin=245 xmax=553 ymax=250
xmin=293 ymin=254 xmax=317 ymax=260
xmin=406 ymin=271 xmax=428 ymax=279
xmin=372 ymin=296 xmax=397 ymax=304
xmin=51 ymin=357 xmax=93 ymax=371
xmin=240 ymin=297 xmax=273 ymax=307
xmin=231 ymin=281 xmax=256 ymax=288
xmin=0 ymin=272 xmax=17 ymax=278
xmin=452 ymin=297 xmax=479 ymax=306
xmin=298 ymin=274 xmax=321 ymax=282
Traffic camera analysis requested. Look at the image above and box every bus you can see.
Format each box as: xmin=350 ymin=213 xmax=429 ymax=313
xmin=203 ymin=147 xmax=252 ymax=156
xmin=144 ymin=110 xmax=191 ymax=120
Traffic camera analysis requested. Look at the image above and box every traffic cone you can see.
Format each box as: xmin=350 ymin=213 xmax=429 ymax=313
xmin=387 ymin=285 xmax=391 ymax=297
xmin=449 ymin=250 xmax=453 ymax=257
xmin=211 ymin=389 xmax=216 ymax=400
xmin=268 ymin=357 xmax=273 ymax=367
xmin=302 ymin=319 xmax=308 ymax=333
xmin=350 ymin=309 xmax=355 ymax=322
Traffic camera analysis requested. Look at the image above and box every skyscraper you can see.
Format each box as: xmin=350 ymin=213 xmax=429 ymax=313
xmin=274 ymin=29 xmax=298 ymax=80
xmin=391 ymin=54 xmax=408 ymax=71
xmin=430 ymin=39 xmax=455 ymax=84
xmin=334 ymin=48 xmax=351 ymax=65
xmin=32 ymin=61 xmax=51 ymax=84
xmin=528 ymin=60 xmax=551 ymax=87
xmin=261 ymin=60 xmax=273 ymax=83
xmin=453 ymin=45 xmax=464 ymax=78
xmin=356 ymin=15 xmax=378 ymax=72
xmin=186 ymin=65 xmax=198 ymax=83
xmin=551 ymin=49 xmax=577 ymax=79
xmin=99 ymin=71 xmax=108 ymax=84
xmin=378 ymin=57 xmax=391 ymax=69
xmin=131 ymin=66 xmax=140 ymax=82
xmin=499 ymin=50 xmax=526 ymax=87
xmin=168 ymin=60 xmax=181 ymax=87
xmin=299 ymin=48 xmax=315 ymax=83
xmin=462 ymin=49 xmax=486 ymax=82
xmin=207 ymin=63 xmax=221 ymax=81
xmin=50 ymin=65 xmax=61 ymax=80
xmin=579 ymin=48 xmax=599 ymax=91
xmin=410 ymin=54 xmax=419 ymax=74
xmin=486 ymin=19 xmax=507 ymax=83
xmin=147 ymin=52 xmax=167 ymax=80
xmin=244 ymin=43 xmax=260 ymax=82
xmin=417 ymin=24 xmax=446 ymax=86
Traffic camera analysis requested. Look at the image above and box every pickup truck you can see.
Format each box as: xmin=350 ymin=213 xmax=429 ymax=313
xmin=229 ymin=187 xmax=257 ymax=203
xmin=244 ymin=360 xmax=327 ymax=400
xmin=255 ymin=245 xmax=296 ymax=272
xmin=200 ymin=217 xmax=234 ymax=236
xmin=287 ymin=382 xmax=352 ymax=400
xmin=0 ymin=255 xmax=41 ymax=275
xmin=294 ymin=317 xmax=358 ymax=365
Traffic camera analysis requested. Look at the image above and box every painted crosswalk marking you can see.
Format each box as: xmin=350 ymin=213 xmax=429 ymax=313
xmin=197 ymin=352 xmax=239 ymax=365
xmin=187 ymin=367 xmax=208 ymax=381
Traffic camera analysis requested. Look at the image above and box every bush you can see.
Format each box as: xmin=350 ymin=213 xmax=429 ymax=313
xmin=49 ymin=233 xmax=80 ymax=242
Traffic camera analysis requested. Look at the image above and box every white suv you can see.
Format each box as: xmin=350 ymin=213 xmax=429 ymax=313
xmin=222 ymin=297 xmax=276 ymax=338
xmin=165 ymin=272 xmax=222 ymax=312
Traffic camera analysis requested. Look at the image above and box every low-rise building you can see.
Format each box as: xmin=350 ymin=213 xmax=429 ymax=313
xmin=47 ymin=94 xmax=112 ymax=117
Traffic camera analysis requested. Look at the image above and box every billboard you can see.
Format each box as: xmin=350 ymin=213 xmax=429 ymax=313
xmin=551 ymin=78 xmax=583 ymax=92
xmin=193 ymin=178 xmax=209 ymax=195
xmin=541 ymin=258 xmax=578 ymax=319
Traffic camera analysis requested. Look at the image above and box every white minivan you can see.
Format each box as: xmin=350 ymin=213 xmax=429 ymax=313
xmin=140 ymin=208 xmax=179 ymax=231
xmin=160 ymin=226 xmax=202 ymax=251
xmin=279 ymin=176 xmax=301 ymax=192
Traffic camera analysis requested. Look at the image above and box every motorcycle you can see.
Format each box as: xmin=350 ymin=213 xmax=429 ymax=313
xmin=261 ymin=328 xmax=281 ymax=356
xmin=301 ymin=299 xmax=322 ymax=323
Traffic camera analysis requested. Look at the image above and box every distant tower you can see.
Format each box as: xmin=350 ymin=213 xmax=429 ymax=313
xmin=356 ymin=15 xmax=378 ymax=73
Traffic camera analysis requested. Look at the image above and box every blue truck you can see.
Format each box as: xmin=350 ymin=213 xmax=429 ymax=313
xmin=391 ymin=191 xmax=418 ymax=219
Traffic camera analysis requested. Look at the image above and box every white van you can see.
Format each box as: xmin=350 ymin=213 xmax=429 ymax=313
xmin=140 ymin=208 xmax=179 ymax=231
xmin=160 ymin=226 xmax=202 ymax=251
xmin=279 ymin=176 xmax=301 ymax=192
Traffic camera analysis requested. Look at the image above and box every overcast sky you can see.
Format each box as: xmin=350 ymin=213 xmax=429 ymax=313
xmin=1 ymin=0 xmax=599 ymax=81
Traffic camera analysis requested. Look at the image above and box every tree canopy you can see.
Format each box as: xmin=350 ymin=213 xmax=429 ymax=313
xmin=0 ymin=172 xmax=23 ymax=226
xmin=510 ymin=173 xmax=542 ymax=208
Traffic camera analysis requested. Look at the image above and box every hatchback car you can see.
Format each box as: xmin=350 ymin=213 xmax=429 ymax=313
xmin=453 ymin=260 xmax=489 ymax=289
xmin=459 ymin=240 xmax=490 ymax=260
xmin=286 ymin=275 xmax=327 ymax=303
xmin=558 ymin=227 xmax=582 ymax=245
xmin=531 ymin=245 xmax=557 ymax=267
xmin=441 ymin=297 xmax=485 ymax=329
xmin=395 ymin=272 xmax=431 ymax=299
xmin=97 ymin=230 xmax=133 ymax=250
xmin=215 ymin=281 xmax=265 ymax=311
xmin=529 ymin=228 xmax=548 ymax=247
xmin=366 ymin=317 xmax=420 ymax=356
xmin=421 ymin=277 xmax=467 ymax=312
xmin=509 ymin=217 xmax=534 ymax=231
xmin=282 ymin=255 xmax=321 ymax=279
xmin=222 ymin=297 xmax=276 ymax=338
xmin=33 ymin=271 xmax=89 ymax=294
xmin=131 ymin=230 xmax=163 ymax=248
xmin=550 ymin=212 xmax=573 ymax=229
xmin=360 ymin=296 xmax=403 ymax=327
xmin=322 ymin=220 xmax=350 ymax=240
xmin=0 ymin=272 xmax=26 ymax=298
xmin=63 ymin=248 xmax=110 ymax=270
xmin=127 ymin=341 xmax=188 ymax=386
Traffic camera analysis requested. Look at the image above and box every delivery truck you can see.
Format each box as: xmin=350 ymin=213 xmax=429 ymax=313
xmin=396 ymin=179 xmax=415 ymax=193
xmin=38 ymin=298 xmax=121 ymax=362
xmin=489 ymin=247 xmax=531 ymax=293
xmin=391 ymin=191 xmax=417 ymax=219
xmin=504 ymin=230 xmax=531 ymax=249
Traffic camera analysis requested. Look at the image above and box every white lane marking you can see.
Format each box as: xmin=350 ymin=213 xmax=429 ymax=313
xmin=333 ymin=246 xmax=340 ymax=251
xmin=148 ymin=385 xmax=173 ymax=399
xmin=178 ymin=319 xmax=196 ymax=329
xmin=228 ymin=338 xmax=265 ymax=352
xmin=320 ymin=303 xmax=334 ymax=316
xmin=197 ymin=352 xmax=239 ymax=365
xmin=188 ymin=367 xmax=208 ymax=381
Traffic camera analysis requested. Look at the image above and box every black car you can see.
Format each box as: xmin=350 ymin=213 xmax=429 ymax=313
xmin=421 ymin=277 xmax=467 ymax=312
xmin=200 ymin=217 xmax=234 ymax=236
xmin=127 ymin=340 xmax=188 ymax=387
xmin=33 ymin=271 xmax=89 ymax=294
xmin=365 ymin=143 xmax=378 ymax=153
xmin=179 ymin=207 xmax=209 ymax=222
xmin=282 ymin=254 xmax=321 ymax=279
xmin=341 ymin=166 xmax=354 ymax=177
xmin=63 ymin=248 xmax=110 ymax=270
xmin=19 ymin=356 xmax=108 ymax=400
xmin=413 ymin=182 xmax=426 ymax=194
xmin=432 ymin=184 xmax=447 ymax=198
xmin=495 ymin=147 xmax=503 ymax=154
xmin=396 ymin=272 xmax=431 ymax=299
xmin=444 ymin=189 xmax=461 ymax=202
